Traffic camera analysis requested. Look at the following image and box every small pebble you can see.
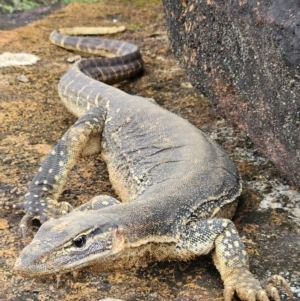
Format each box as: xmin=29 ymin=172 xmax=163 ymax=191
xmin=17 ymin=74 xmax=29 ymax=82
xmin=3 ymin=156 xmax=13 ymax=164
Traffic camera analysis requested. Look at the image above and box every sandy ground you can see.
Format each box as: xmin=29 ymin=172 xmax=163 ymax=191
xmin=0 ymin=1 xmax=299 ymax=300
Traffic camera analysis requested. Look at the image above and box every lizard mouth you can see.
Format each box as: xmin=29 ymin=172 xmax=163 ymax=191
xmin=14 ymin=254 xmax=50 ymax=278
xmin=14 ymin=242 xmax=112 ymax=278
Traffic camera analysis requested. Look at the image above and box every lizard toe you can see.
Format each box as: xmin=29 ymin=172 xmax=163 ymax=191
xmin=270 ymin=275 xmax=293 ymax=297
xmin=264 ymin=283 xmax=281 ymax=301
xmin=39 ymin=212 xmax=52 ymax=223
xmin=224 ymin=285 xmax=235 ymax=301
xmin=261 ymin=275 xmax=293 ymax=300
xmin=256 ymin=290 xmax=270 ymax=301
xmin=56 ymin=201 xmax=73 ymax=215
xmin=19 ymin=213 xmax=33 ymax=241
xmin=223 ymin=269 xmax=293 ymax=301
xmin=235 ymin=286 xmax=267 ymax=301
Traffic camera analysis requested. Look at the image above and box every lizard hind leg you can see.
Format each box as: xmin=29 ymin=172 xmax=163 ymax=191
xmin=174 ymin=219 xmax=292 ymax=301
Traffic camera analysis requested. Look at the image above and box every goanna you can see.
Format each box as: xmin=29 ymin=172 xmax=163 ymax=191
xmin=13 ymin=29 xmax=293 ymax=301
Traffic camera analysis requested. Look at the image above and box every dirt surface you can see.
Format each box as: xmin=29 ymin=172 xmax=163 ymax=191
xmin=0 ymin=1 xmax=299 ymax=301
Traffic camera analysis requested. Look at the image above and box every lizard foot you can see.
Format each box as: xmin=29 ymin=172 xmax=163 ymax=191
xmin=20 ymin=200 xmax=73 ymax=241
xmin=223 ymin=269 xmax=293 ymax=301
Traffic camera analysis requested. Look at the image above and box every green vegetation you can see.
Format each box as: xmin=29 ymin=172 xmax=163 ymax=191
xmin=0 ymin=0 xmax=103 ymax=13
xmin=0 ymin=0 xmax=39 ymax=12
xmin=58 ymin=0 xmax=102 ymax=3
xmin=127 ymin=0 xmax=160 ymax=7
xmin=0 ymin=0 xmax=160 ymax=13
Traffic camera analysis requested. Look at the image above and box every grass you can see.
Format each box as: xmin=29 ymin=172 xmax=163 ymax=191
xmin=0 ymin=0 xmax=38 ymax=12
xmin=0 ymin=0 xmax=103 ymax=13
xmin=0 ymin=0 xmax=160 ymax=13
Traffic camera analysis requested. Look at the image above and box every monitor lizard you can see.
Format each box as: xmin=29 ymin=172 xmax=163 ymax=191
xmin=9 ymin=29 xmax=293 ymax=301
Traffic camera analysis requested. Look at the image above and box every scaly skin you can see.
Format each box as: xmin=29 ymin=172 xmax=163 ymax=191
xmin=12 ymin=29 xmax=293 ymax=301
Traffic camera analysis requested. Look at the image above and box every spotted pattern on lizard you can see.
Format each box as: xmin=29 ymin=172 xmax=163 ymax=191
xmin=11 ymin=29 xmax=293 ymax=301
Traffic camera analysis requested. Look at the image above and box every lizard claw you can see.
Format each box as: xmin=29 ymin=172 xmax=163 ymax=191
xmin=224 ymin=285 xmax=235 ymax=301
xmin=261 ymin=275 xmax=293 ymax=300
xmin=264 ymin=283 xmax=281 ymax=301
xmin=20 ymin=213 xmax=34 ymax=243
xmin=223 ymin=269 xmax=293 ymax=301
xmin=51 ymin=201 xmax=73 ymax=215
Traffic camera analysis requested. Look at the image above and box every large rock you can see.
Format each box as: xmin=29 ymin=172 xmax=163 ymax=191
xmin=162 ymin=0 xmax=300 ymax=189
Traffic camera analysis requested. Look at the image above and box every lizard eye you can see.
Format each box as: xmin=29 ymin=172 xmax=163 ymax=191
xmin=73 ymin=235 xmax=86 ymax=248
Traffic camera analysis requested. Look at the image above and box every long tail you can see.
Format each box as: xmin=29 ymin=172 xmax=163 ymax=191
xmin=49 ymin=30 xmax=144 ymax=117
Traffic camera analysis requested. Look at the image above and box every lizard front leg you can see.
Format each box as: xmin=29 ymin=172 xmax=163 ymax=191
xmin=20 ymin=105 xmax=106 ymax=238
xmin=174 ymin=219 xmax=293 ymax=301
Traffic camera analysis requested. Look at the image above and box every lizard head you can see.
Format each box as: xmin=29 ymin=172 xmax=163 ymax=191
xmin=14 ymin=210 xmax=125 ymax=277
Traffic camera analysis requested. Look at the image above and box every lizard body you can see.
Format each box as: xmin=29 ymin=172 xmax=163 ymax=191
xmin=13 ymin=29 xmax=292 ymax=301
